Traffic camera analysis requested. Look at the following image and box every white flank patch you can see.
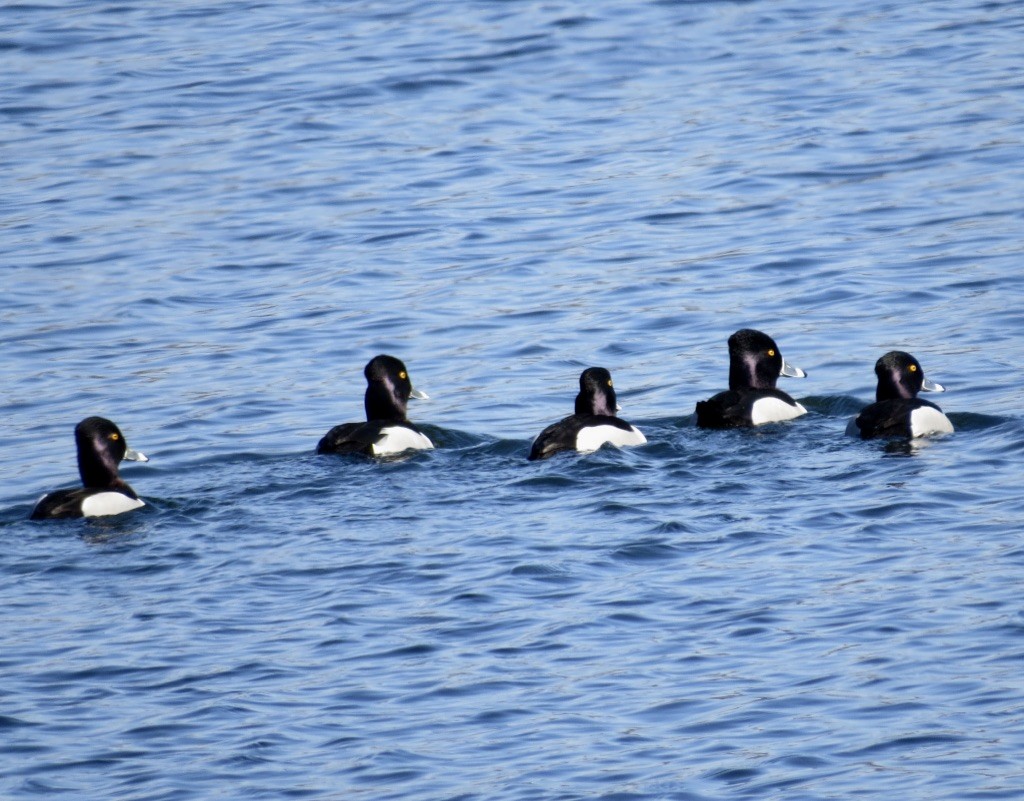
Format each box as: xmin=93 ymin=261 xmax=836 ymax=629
xmin=81 ymin=493 xmax=146 ymax=517
xmin=910 ymin=406 xmax=954 ymax=437
xmin=844 ymin=417 xmax=861 ymax=437
xmin=372 ymin=426 xmax=434 ymax=456
xmin=750 ymin=397 xmax=807 ymax=426
xmin=575 ymin=424 xmax=647 ymax=454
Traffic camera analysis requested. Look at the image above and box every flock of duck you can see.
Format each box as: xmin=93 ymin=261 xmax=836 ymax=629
xmin=29 ymin=328 xmax=954 ymax=520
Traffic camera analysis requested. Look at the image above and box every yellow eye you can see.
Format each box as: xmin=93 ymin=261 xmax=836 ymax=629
xmin=768 ymin=349 xmax=775 ymax=357
xmin=399 ymin=371 xmax=407 ymax=379
xmin=607 ymin=379 xmax=613 ymax=387
xmin=909 ymin=364 xmax=917 ymax=372
xmin=110 ymin=433 xmax=120 ymax=441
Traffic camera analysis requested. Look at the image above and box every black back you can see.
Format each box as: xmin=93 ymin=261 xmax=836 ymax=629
xmin=850 ymin=397 xmax=943 ymax=440
xmin=30 ymin=488 xmax=101 ymax=520
xmin=694 ymin=387 xmax=798 ymax=429
xmin=316 ymin=419 xmax=427 ymax=456
xmin=528 ymin=414 xmax=634 ymax=461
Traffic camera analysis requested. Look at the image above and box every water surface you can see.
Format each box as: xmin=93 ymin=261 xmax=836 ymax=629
xmin=2 ymin=1 xmax=1023 ymax=799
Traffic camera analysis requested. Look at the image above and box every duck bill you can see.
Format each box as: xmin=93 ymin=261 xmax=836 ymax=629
xmin=409 ymin=388 xmax=429 ymax=401
xmin=921 ymin=377 xmax=945 ymax=392
xmin=780 ymin=358 xmax=806 ymax=379
xmin=123 ymin=448 xmax=149 ymax=462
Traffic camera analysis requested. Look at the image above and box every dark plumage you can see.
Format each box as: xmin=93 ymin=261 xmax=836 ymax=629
xmin=847 ymin=351 xmax=953 ymax=439
xmin=30 ymin=416 xmax=148 ymax=520
xmin=316 ymin=354 xmax=433 ymax=457
xmin=695 ymin=329 xmax=807 ymax=429
xmin=528 ymin=367 xmax=647 ymax=460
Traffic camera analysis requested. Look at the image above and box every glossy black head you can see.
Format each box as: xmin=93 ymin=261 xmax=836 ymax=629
xmin=363 ymin=354 xmax=417 ymax=422
xmin=873 ymin=351 xmax=929 ymax=401
xmin=574 ymin=367 xmax=618 ymax=417
xmin=75 ymin=416 xmax=132 ymax=488
xmin=727 ymin=329 xmax=786 ymax=391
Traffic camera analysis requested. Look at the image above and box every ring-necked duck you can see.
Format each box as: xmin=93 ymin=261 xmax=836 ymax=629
xmin=695 ymin=328 xmax=807 ymax=428
xmin=529 ymin=367 xmax=647 ymax=460
xmin=317 ymin=354 xmax=433 ymax=457
xmin=846 ymin=350 xmax=953 ymax=439
xmin=30 ymin=416 xmax=148 ymax=520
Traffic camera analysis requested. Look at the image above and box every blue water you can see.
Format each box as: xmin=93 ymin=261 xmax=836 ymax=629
xmin=3 ymin=1 xmax=1023 ymax=798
